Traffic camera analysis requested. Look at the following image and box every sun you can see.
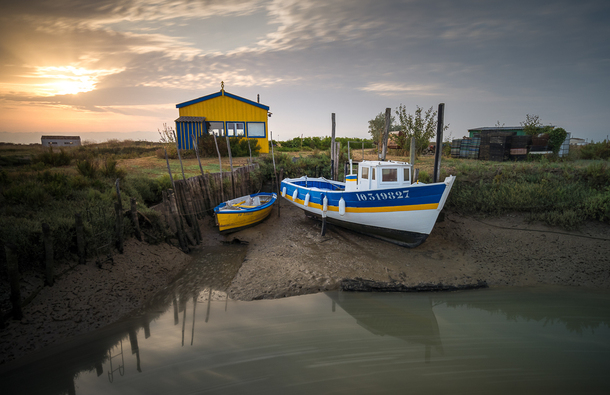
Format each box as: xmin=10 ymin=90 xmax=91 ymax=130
xmin=32 ymin=65 xmax=124 ymax=96
xmin=51 ymin=77 xmax=96 ymax=96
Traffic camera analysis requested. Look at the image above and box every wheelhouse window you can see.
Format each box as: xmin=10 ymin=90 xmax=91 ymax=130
xmin=382 ymin=168 xmax=398 ymax=182
xmin=247 ymin=122 xmax=265 ymax=138
xmin=362 ymin=167 xmax=369 ymax=180
xmin=207 ymin=121 xmax=224 ymax=136
xmin=403 ymin=168 xmax=411 ymax=183
xmin=226 ymin=122 xmax=245 ymax=137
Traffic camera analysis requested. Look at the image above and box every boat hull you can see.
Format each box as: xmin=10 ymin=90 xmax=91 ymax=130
xmin=280 ymin=176 xmax=455 ymax=247
xmin=214 ymin=193 xmax=276 ymax=233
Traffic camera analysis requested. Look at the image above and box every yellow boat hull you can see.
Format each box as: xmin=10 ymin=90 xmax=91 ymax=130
xmin=214 ymin=193 xmax=277 ymax=233
xmin=216 ymin=205 xmax=274 ymax=233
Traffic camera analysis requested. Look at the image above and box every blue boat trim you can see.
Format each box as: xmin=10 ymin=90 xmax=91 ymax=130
xmin=281 ymin=181 xmax=446 ymax=209
xmin=214 ymin=192 xmax=276 ymax=213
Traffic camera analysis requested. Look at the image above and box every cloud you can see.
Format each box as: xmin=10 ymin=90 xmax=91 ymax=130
xmin=359 ymin=82 xmax=441 ymax=97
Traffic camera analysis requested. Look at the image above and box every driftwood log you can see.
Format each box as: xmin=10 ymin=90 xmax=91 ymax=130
xmin=340 ymin=278 xmax=488 ymax=292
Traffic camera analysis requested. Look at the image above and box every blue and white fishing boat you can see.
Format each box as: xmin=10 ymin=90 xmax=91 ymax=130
xmin=280 ymin=160 xmax=455 ymax=247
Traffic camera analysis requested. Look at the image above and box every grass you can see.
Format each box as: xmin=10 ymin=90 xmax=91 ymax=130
xmin=0 ymin=140 xmax=608 ymax=272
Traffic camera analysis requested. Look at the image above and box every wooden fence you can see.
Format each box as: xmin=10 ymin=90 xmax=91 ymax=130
xmin=158 ymin=164 xmax=260 ymax=252
xmin=1 ymin=164 xmax=260 ymax=324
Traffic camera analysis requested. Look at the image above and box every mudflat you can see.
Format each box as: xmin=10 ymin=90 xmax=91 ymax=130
xmin=1 ymin=202 xmax=609 ymax=365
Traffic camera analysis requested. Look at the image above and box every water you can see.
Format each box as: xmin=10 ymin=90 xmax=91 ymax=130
xmin=2 ymin=254 xmax=610 ymax=394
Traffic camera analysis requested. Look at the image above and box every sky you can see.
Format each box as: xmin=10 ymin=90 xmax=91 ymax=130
xmin=1 ymin=0 xmax=609 ymax=144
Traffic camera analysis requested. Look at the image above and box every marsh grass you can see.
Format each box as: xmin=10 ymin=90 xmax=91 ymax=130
xmin=446 ymin=161 xmax=610 ymax=228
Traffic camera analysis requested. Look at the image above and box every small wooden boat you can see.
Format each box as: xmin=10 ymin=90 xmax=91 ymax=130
xmin=213 ymin=192 xmax=277 ymax=233
xmin=280 ymin=160 xmax=455 ymax=247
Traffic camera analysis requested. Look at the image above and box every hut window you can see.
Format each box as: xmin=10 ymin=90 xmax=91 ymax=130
xmin=382 ymin=168 xmax=397 ymax=182
xmin=207 ymin=121 xmax=224 ymax=136
xmin=403 ymin=168 xmax=410 ymax=183
xmin=362 ymin=167 xmax=369 ymax=180
xmin=227 ymin=122 xmax=245 ymax=137
xmin=247 ymin=122 xmax=265 ymax=137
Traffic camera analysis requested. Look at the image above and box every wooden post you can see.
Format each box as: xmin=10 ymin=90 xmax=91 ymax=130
xmin=331 ymin=113 xmax=336 ymax=180
xmin=131 ymin=198 xmax=142 ymax=241
xmin=202 ymin=173 xmax=214 ymax=215
xmin=164 ymin=147 xmax=176 ymax=190
xmin=75 ymin=213 xmax=86 ymax=264
xmin=271 ymin=130 xmax=278 ymax=194
xmin=184 ymin=189 xmax=201 ymax=243
xmin=169 ymin=190 xmax=188 ymax=252
xmin=410 ymin=136 xmax=416 ymax=181
xmin=173 ymin=130 xmax=186 ymax=181
xmin=192 ymin=134 xmax=205 ymax=177
xmin=5 ymin=244 xmax=23 ymax=320
xmin=247 ymin=137 xmax=252 ymax=164
xmin=114 ymin=203 xmax=124 ymax=254
xmin=277 ymin=168 xmax=283 ymax=217
xmin=381 ymin=107 xmax=391 ymax=161
xmin=225 ymin=134 xmax=236 ymax=199
xmin=433 ymin=103 xmax=445 ymax=183
xmin=335 ymin=141 xmax=341 ymax=180
xmin=42 ymin=223 xmax=54 ymax=286
xmin=213 ymin=135 xmax=224 ymax=202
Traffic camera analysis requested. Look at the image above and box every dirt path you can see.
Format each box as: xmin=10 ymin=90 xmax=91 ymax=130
xmin=1 ymin=202 xmax=609 ymax=365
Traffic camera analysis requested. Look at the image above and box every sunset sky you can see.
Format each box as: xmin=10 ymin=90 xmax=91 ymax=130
xmin=1 ymin=0 xmax=609 ymax=144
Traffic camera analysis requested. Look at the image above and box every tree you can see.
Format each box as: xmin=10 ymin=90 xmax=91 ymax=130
xmin=395 ymin=104 xmax=448 ymax=156
xmin=368 ymin=112 xmax=397 ymax=151
xmin=521 ymin=114 xmax=543 ymax=136
xmin=521 ymin=114 xmax=567 ymax=154
xmin=548 ymin=127 xmax=568 ymax=154
xmin=158 ymin=123 xmax=175 ymax=144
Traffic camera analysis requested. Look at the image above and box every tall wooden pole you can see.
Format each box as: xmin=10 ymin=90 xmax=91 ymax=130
xmin=164 ymin=147 xmax=176 ymax=191
xmin=433 ymin=103 xmax=445 ymax=183
xmin=173 ymin=131 xmax=186 ymax=181
xmin=213 ymin=134 xmax=224 ymax=202
xmin=270 ymin=131 xmax=278 ymax=197
xmin=410 ymin=136 xmax=416 ymax=181
xmin=381 ymin=107 xmax=391 ymax=161
xmin=225 ymin=133 xmax=236 ymax=199
xmin=331 ymin=113 xmax=336 ymax=180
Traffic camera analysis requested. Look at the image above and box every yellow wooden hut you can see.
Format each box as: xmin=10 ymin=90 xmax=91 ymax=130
xmin=175 ymin=85 xmax=271 ymax=153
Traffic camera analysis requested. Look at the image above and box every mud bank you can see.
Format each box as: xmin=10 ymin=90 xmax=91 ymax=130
xmin=2 ymin=202 xmax=609 ymax=365
xmin=226 ymin=203 xmax=610 ymax=300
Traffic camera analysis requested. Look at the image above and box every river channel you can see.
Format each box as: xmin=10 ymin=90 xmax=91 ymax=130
xmin=2 ymin=245 xmax=610 ymax=394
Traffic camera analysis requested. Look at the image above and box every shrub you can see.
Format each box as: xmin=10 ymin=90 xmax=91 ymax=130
xmin=34 ymin=148 xmax=72 ymax=167
xmin=76 ymin=158 xmax=99 ymax=178
xmin=196 ymin=135 xmax=259 ymax=158
xmin=101 ymin=157 xmax=127 ymax=179
xmin=580 ymin=140 xmax=610 ymax=160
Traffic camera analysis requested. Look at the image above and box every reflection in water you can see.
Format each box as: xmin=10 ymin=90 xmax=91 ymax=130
xmin=0 ymin=244 xmax=246 ymax=395
xmin=1 ymin=276 xmax=610 ymax=394
xmin=328 ymin=292 xmax=443 ymax=363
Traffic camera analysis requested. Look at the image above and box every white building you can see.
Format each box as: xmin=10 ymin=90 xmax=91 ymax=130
xmin=41 ymin=135 xmax=81 ymax=147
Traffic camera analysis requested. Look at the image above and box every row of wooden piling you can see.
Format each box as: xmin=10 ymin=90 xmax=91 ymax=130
xmin=158 ymin=164 xmax=259 ymax=253
xmin=1 ymin=164 xmax=259 ymax=325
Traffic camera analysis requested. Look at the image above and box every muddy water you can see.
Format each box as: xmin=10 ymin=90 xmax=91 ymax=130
xmin=2 ymin=252 xmax=610 ymax=395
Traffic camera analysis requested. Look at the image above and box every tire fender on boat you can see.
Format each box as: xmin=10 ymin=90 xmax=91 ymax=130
xmin=339 ymin=197 xmax=345 ymax=216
